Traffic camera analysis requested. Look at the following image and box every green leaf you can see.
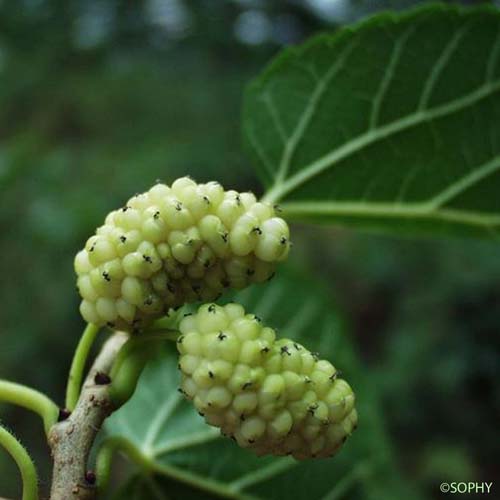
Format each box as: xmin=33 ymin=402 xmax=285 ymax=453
xmin=243 ymin=5 xmax=500 ymax=237
xmin=103 ymin=267 xmax=423 ymax=500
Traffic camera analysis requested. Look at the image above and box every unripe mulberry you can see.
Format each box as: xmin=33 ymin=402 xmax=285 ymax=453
xmin=75 ymin=178 xmax=290 ymax=330
xmin=177 ymin=303 xmax=357 ymax=459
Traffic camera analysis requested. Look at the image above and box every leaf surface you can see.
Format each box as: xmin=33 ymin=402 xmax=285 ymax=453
xmin=243 ymin=5 xmax=500 ymax=237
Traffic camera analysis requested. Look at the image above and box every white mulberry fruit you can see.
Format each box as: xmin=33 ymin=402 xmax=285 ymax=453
xmin=75 ymin=178 xmax=290 ymax=330
xmin=177 ymin=303 xmax=357 ymax=459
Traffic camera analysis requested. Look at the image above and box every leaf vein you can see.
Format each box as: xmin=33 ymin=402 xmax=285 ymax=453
xmin=486 ymin=23 xmax=500 ymax=82
xmin=262 ymin=92 xmax=288 ymax=146
xmin=418 ymin=23 xmax=471 ymax=111
xmin=142 ymin=391 xmax=182 ymax=453
xmin=427 ymin=154 xmax=500 ymax=208
xmin=230 ymin=457 xmax=297 ymax=492
xmin=246 ymin=123 xmax=275 ymax=183
xmin=369 ymin=25 xmax=416 ymax=130
xmin=274 ymin=40 xmax=358 ymax=184
xmin=152 ymin=428 xmax=220 ymax=457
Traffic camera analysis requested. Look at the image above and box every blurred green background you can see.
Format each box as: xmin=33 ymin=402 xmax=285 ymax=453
xmin=0 ymin=0 xmax=499 ymax=498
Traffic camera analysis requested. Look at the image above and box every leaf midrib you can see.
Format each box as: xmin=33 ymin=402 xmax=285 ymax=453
xmin=280 ymin=201 xmax=500 ymax=233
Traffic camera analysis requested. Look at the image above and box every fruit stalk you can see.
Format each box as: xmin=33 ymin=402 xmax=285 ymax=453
xmin=65 ymin=323 xmax=101 ymax=411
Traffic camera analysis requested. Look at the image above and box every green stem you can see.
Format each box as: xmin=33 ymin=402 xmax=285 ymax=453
xmin=65 ymin=323 xmax=100 ymax=411
xmin=108 ymin=329 xmax=179 ymax=408
xmin=0 ymin=381 xmax=59 ymax=435
xmin=0 ymin=424 xmax=39 ymax=500
xmin=109 ymin=329 xmax=179 ymax=382
xmin=96 ymin=436 xmax=151 ymax=493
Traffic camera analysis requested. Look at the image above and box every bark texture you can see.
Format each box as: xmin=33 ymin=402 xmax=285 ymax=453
xmin=49 ymin=332 xmax=128 ymax=500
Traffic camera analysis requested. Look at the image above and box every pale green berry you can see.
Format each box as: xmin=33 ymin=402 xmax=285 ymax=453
xmin=177 ymin=303 xmax=357 ymax=459
xmin=116 ymin=298 xmax=136 ymax=324
xmin=75 ymin=178 xmax=290 ymax=330
xmin=75 ymin=250 xmax=93 ymax=274
xmin=77 ymin=275 xmax=99 ymax=302
xmin=80 ymin=300 xmax=99 ymax=324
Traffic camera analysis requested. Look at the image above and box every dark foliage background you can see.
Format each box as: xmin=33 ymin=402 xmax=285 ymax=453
xmin=0 ymin=0 xmax=498 ymax=498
